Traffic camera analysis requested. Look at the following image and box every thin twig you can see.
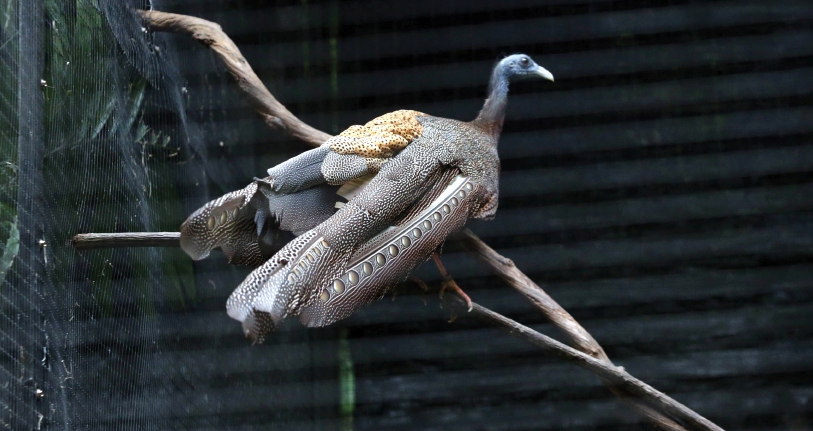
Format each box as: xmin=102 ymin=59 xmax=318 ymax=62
xmin=71 ymin=232 xmax=179 ymax=249
xmin=434 ymin=243 xmax=689 ymax=431
xmin=455 ymin=229 xmax=609 ymax=360
xmin=138 ymin=10 xmax=331 ymax=147
xmin=442 ymin=294 xmax=723 ymax=431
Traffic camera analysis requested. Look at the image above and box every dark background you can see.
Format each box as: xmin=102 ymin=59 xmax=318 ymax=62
xmin=1 ymin=0 xmax=812 ymax=430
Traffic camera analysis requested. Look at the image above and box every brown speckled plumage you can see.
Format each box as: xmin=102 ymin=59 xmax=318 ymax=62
xmin=328 ymin=110 xmax=426 ymax=158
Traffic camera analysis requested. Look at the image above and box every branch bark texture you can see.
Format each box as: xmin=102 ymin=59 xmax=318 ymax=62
xmin=456 ymin=229 xmax=609 ymax=360
xmin=139 ymin=10 xmax=331 ymax=147
xmin=72 ymin=232 xmax=180 ymax=249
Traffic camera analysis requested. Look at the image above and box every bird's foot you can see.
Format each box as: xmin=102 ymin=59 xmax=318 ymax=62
xmin=439 ymin=278 xmax=473 ymax=312
xmin=409 ymin=275 xmax=430 ymax=292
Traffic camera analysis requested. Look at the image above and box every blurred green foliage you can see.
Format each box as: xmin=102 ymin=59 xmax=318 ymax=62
xmin=0 ymin=0 xmax=198 ymax=314
xmin=0 ymin=1 xmax=18 ymax=289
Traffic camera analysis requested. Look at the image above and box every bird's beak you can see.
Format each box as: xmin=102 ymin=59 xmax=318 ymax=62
xmin=534 ymin=66 xmax=554 ymax=82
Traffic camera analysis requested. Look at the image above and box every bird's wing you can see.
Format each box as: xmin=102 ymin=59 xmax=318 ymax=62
xmin=228 ymin=164 xmax=479 ymax=343
xmin=264 ymin=145 xmax=331 ymax=194
xmin=266 ymin=109 xmax=428 ymax=191
xmin=180 ymin=110 xmax=428 ymax=267
xmin=321 ymin=110 xmax=427 ymax=184
xmin=227 ymin=135 xmax=489 ymax=341
xmin=179 ymin=182 xmax=265 ymax=265
xmin=297 ymin=167 xmax=464 ymax=328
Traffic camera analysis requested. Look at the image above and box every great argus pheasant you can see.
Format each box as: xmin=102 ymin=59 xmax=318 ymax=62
xmin=180 ymin=54 xmax=554 ymax=343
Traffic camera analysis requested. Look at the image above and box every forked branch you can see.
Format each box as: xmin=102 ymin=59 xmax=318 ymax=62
xmin=455 ymin=229 xmax=609 ymax=360
xmin=69 ymin=9 xmax=727 ymax=431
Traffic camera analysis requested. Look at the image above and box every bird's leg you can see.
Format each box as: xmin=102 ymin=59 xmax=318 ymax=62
xmin=409 ymin=275 xmax=429 ymax=292
xmin=394 ymin=275 xmax=430 ymax=305
xmin=431 ymin=252 xmax=473 ymax=311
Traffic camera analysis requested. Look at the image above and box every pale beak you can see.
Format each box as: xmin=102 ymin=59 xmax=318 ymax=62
xmin=535 ymin=66 xmax=554 ymax=82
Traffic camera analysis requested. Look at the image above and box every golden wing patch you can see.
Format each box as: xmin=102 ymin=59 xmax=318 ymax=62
xmin=328 ymin=110 xmax=426 ymax=158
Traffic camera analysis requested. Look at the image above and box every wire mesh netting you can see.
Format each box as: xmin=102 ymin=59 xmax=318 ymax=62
xmin=2 ymin=0 xmax=813 ymax=430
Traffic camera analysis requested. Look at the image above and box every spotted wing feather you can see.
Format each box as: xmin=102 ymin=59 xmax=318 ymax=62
xmin=180 ymin=111 xmax=428 ymax=266
xmin=227 ymin=116 xmax=499 ymax=341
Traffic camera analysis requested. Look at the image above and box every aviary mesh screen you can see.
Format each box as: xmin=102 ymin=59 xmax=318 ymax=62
xmin=2 ymin=1 xmax=812 ymax=430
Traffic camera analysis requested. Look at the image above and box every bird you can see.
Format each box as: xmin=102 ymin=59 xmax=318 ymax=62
xmin=180 ymin=54 xmax=554 ymax=343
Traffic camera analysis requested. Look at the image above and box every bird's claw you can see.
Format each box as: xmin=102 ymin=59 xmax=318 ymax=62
xmin=440 ymin=278 xmax=473 ymax=312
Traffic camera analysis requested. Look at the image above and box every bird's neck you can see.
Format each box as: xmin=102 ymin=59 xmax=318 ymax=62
xmin=472 ymin=69 xmax=509 ymax=139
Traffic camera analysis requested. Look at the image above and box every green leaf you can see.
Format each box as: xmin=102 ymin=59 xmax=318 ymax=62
xmin=118 ymin=77 xmax=147 ymax=135
xmin=0 ymin=216 xmax=19 ymax=287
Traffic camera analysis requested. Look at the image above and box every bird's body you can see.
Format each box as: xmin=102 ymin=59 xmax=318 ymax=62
xmin=180 ymin=54 xmax=553 ymax=342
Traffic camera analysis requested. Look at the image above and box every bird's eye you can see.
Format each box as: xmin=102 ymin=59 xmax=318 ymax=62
xmin=519 ymin=56 xmax=530 ymax=67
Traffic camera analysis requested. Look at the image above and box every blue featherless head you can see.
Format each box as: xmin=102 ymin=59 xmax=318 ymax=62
xmin=496 ymin=54 xmax=554 ymax=82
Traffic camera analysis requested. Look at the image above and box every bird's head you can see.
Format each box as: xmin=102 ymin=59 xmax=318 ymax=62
xmin=497 ymin=54 xmax=554 ymax=82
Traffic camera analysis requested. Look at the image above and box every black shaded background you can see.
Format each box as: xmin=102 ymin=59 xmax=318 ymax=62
xmin=1 ymin=0 xmax=812 ymax=430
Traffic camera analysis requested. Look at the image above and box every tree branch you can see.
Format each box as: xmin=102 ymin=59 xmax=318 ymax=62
xmin=455 ymin=229 xmax=610 ymax=360
xmin=71 ymin=232 xmax=179 ymax=249
xmin=70 ymin=230 xmax=715 ymax=430
xmin=443 ymin=294 xmax=723 ymax=431
xmin=433 ymin=243 xmax=689 ymax=431
xmin=139 ymin=10 xmax=331 ymax=147
xmin=67 ymin=9 xmax=729 ymax=430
